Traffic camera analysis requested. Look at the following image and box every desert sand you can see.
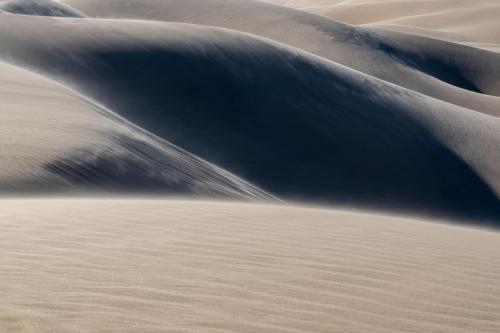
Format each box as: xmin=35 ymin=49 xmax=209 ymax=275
xmin=0 ymin=60 xmax=271 ymax=199
xmin=0 ymin=199 xmax=499 ymax=333
xmin=0 ymin=12 xmax=499 ymax=220
xmin=0 ymin=0 xmax=499 ymax=331
xmin=264 ymin=0 xmax=500 ymax=51
xmin=59 ymin=0 xmax=500 ymax=115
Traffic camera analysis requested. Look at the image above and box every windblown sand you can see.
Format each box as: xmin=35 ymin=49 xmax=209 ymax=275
xmin=265 ymin=0 xmax=500 ymax=50
xmin=0 ymin=199 xmax=499 ymax=332
xmin=0 ymin=1 xmax=499 ymax=331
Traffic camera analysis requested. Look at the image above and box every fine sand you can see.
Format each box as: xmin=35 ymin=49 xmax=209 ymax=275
xmin=0 ymin=60 xmax=272 ymax=199
xmin=1 ymin=14 xmax=499 ymax=220
xmin=264 ymin=0 xmax=500 ymax=50
xmin=0 ymin=199 xmax=499 ymax=333
xmin=1 ymin=0 xmax=500 ymax=331
xmin=60 ymin=0 xmax=500 ymax=114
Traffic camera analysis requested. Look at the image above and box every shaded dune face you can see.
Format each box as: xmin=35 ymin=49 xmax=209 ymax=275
xmin=61 ymin=0 xmax=500 ymax=116
xmin=41 ymin=132 xmax=274 ymax=199
xmin=0 ymin=62 xmax=273 ymax=200
xmin=0 ymin=0 xmax=85 ymax=17
xmin=1 ymin=19 xmax=498 ymax=222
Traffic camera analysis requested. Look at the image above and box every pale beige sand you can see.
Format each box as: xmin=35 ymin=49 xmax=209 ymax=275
xmin=265 ymin=0 xmax=500 ymax=50
xmin=0 ymin=199 xmax=499 ymax=332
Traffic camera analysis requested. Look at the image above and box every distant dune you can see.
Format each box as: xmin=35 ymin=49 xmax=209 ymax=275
xmin=0 ymin=199 xmax=499 ymax=332
xmin=264 ymin=0 xmax=500 ymax=50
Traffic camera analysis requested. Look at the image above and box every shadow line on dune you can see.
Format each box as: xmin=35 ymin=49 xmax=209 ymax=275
xmin=41 ymin=131 xmax=276 ymax=200
xmin=1 ymin=15 xmax=497 ymax=223
xmin=41 ymin=46 xmax=499 ymax=224
xmin=300 ymin=17 xmax=485 ymax=94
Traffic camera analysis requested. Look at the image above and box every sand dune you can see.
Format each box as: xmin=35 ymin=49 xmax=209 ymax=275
xmin=0 ymin=61 xmax=272 ymax=199
xmin=0 ymin=0 xmax=85 ymax=17
xmin=60 ymin=0 xmax=500 ymax=115
xmin=0 ymin=15 xmax=499 ymax=221
xmin=0 ymin=1 xmax=499 ymax=331
xmin=264 ymin=0 xmax=500 ymax=45
xmin=0 ymin=199 xmax=499 ymax=332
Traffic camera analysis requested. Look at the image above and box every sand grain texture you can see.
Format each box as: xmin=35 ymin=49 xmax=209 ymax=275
xmin=264 ymin=0 xmax=500 ymax=47
xmin=1 ymin=15 xmax=499 ymax=221
xmin=61 ymin=0 xmax=500 ymax=114
xmin=0 ymin=200 xmax=499 ymax=333
xmin=0 ymin=61 xmax=271 ymax=199
xmin=1 ymin=2 xmax=500 ymax=330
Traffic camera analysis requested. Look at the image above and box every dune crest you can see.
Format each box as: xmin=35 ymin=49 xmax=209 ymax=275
xmin=61 ymin=0 xmax=500 ymax=115
xmin=264 ymin=0 xmax=500 ymax=46
xmin=0 ymin=61 xmax=273 ymax=199
xmin=0 ymin=0 xmax=86 ymax=17
xmin=0 ymin=16 xmax=498 ymax=221
xmin=0 ymin=2 xmax=500 ymax=332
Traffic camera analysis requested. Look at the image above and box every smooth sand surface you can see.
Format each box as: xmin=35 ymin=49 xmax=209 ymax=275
xmin=0 ymin=60 xmax=271 ymax=198
xmin=1 ymin=14 xmax=500 ymax=221
xmin=0 ymin=199 xmax=499 ymax=332
xmin=0 ymin=1 xmax=499 ymax=219
xmin=60 ymin=0 xmax=500 ymax=114
xmin=265 ymin=0 xmax=500 ymax=46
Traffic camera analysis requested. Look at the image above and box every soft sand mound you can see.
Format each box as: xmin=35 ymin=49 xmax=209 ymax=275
xmin=0 ymin=199 xmax=499 ymax=332
xmin=61 ymin=0 xmax=500 ymax=113
xmin=0 ymin=16 xmax=499 ymax=221
xmin=0 ymin=61 xmax=272 ymax=199
xmin=264 ymin=0 xmax=500 ymax=45
xmin=0 ymin=0 xmax=85 ymax=17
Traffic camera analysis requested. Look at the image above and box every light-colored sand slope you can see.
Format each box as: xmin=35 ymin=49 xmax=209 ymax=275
xmin=265 ymin=0 xmax=500 ymax=46
xmin=0 ymin=61 xmax=272 ymax=199
xmin=0 ymin=199 xmax=499 ymax=332
xmin=60 ymin=0 xmax=500 ymax=113
xmin=1 ymin=15 xmax=499 ymax=221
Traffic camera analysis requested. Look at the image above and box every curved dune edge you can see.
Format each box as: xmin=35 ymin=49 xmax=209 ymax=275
xmin=0 ymin=199 xmax=499 ymax=332
xmin=60 ymin=0 xmax=500 ymax=108
xmin=1 ymin=16 xmax=499 ymax=221
xmin=0 ymin=60 xmax=273 ymax=199
xmin=263 ymin=0 xmax=500 ymax=46
xmin=0 ymin=0 xmax=86 ymax=17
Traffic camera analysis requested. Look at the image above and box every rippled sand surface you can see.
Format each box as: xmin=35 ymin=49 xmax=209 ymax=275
xmin=0 ymin=199 xmax=499 ymax=332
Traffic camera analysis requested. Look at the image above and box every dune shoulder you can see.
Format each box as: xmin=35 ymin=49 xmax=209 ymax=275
xmin=0 ymin=61 xmax=271 ymax=199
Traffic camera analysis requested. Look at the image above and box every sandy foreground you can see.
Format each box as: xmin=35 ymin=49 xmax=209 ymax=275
xmin=0 ymin=199 xmax=499 ymax=333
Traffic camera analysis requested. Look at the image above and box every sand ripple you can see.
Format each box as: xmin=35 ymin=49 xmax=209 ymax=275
xmin=0 ymin=199 xmax=499 ymax=332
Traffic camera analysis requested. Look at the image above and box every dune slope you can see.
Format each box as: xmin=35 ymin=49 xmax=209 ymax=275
xmin=0 ymin=0 xmax=85 ymax=17
xmin=0 ymin=16 xmax=498 ymax=221
xmin=0 ymin=61 xmax=272 ymax=199
xmin=264 ymin=0 xmax=500 ymax=44
xmin=0 ymin=199 xmax=499 ymax=332
xmin=61 ymin=0 xmax=500 ymax=115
